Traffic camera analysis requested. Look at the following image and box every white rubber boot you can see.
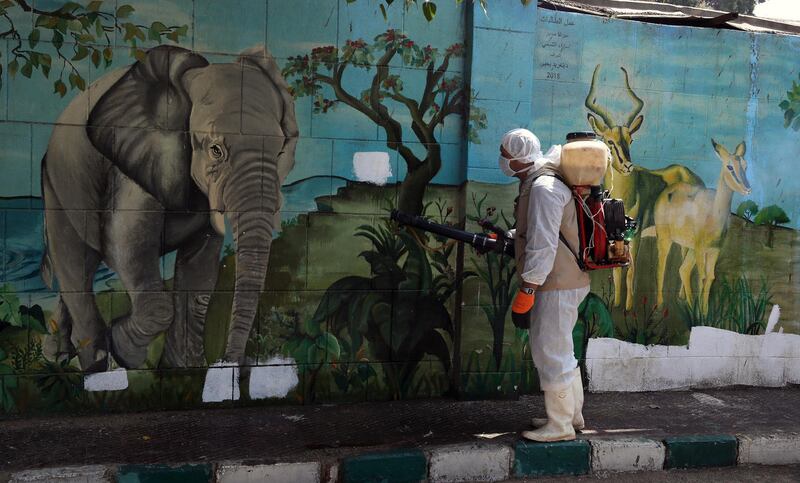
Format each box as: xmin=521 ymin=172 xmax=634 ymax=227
xmin=571 ymin=367 xmax=585 ymax=430
xmin=522 ymin=388 xmax=576 ymax=442
xmin=531 ymin=368 xmax=585 ymax=430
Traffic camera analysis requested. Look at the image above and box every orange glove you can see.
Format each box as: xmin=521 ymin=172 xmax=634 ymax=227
xmin=511 ymin=288 xmax=535 ymax=328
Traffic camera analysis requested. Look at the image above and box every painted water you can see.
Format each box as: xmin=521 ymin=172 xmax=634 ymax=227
xmin=0 ymin=176 xmax=347 ymax=304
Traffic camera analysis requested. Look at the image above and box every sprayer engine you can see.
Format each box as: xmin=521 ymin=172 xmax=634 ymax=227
xmin=574 ymin=185 xmax=636 ymax=270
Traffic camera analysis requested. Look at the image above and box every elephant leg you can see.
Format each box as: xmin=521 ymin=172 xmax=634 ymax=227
xmin=44 ymin=209 xmax=106 ymax=372
xmin=161 ymin=230 xmax=223 ymax=368
xmin=104 ymin=209 xmax=172 ymax=369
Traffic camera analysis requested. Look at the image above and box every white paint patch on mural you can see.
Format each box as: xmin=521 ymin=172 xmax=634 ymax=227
xmin=353 ymin=151 xmax=392 ymax=185
xmin=202 ymin=362 xmax=241 ymax=402
xmin=249 ymin=356 xmax=300 ymax=399
xmin=84 ymin=368 xmax=128 ymax=392
xmin=587 ymin=306 xmax=800 ymax=392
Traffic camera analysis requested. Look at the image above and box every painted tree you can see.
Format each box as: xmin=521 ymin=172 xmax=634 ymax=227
xmin=736 ymin=199 xmax=759 ymax=221
xmin=283 ymin=29 xmax=486 ymax=214
xmin=754 ymin=205 xmax=790 ymax=248
xmin=779 ymin=73 xmax=800 ymax=131
xmin=0 ymin=0 xmax=188 ymax=96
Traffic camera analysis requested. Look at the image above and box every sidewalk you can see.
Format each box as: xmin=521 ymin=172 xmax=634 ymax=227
xmin=2 ymin=386 xmax=799 ymax=481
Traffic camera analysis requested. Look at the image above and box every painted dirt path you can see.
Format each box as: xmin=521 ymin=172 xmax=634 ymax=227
xmin=0 ymin=386 xmax=798 ymax=473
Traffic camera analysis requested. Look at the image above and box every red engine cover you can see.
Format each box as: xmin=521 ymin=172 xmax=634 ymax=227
xmin=589 ymin=196 xmax=607 ymax=262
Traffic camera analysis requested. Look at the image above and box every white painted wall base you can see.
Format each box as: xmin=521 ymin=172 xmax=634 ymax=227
xmin=249 ymin=356 xmax=300 ymax=399
xmin=201 ymin=362 xmax=240 ymax=402
xmin=587 ymin=323 xmax=800 ymax=392
xmin=83 ymin=369 xmax=128 ymax=392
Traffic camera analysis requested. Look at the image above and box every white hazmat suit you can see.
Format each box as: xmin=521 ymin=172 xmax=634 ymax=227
xmin=498 ymin=128 xmax=590 ymax=443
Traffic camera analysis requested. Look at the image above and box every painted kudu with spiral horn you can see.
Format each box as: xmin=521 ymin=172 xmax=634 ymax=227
xmin=584 ymin=65 xmax=704 ymax=310
xmin=648 ymin=140 xmax=751 ymax=315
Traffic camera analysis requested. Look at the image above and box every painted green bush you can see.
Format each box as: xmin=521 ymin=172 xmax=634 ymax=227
xmin=780 ymin=73 xmax=800 ymax=131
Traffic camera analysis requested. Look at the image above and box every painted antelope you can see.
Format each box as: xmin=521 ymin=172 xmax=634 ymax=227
xmin=648 ymin=140 xmax=751 ymax=315
xmin=585 ymin=64 xmax=704 ymax=310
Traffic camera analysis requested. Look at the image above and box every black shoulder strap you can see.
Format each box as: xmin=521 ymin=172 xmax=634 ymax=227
xmin=559 ymin=231 xmax=585 ymax=271
xmin=529 ymin=167 xmax=586 ymax=271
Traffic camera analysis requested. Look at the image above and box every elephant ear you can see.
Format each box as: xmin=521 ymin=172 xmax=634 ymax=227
xmin=87 ymin=46 xmax=209 ymax=209
xmin=238 ymin=45 xmax=299 ymax=211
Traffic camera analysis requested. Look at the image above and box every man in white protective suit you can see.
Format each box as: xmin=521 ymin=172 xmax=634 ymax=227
xmin=498 ymin=128 xmax=591 ymax=443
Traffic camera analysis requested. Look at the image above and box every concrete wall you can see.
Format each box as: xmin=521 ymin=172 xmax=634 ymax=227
xmin=0 ymin=1 xmax=798 ymax=415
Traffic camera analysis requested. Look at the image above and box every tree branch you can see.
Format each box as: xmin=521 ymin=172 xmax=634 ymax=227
xmin=430 ymin=89 xmax=464 ymax=129
xmin=315 ymin=72 xmax=382 ymax=127
xmin=14 ymin=0 xmax=78 ymax=20
xmin=385 ymin=91 xmax=435 ymax=145
xmin=420 ymin=53 xmax=452 ymax=115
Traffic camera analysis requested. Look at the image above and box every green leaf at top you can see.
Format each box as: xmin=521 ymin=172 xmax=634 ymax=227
xmin=103 ymin=47 xmax=113 ymax=65
xmin=54 ymin=79 xmax=67 ymax=97
xmin=150 ymin=21 xmax=167 ymax=37
xmin=20 ymin=62 xmax=33 ymax=78
xmin=380 ymin=3 xmax=387 ymax=20
xmin=29 ymin=29 xmax=40 ymax=49
xmin=52 ymin=31 xmax=64 ymax=50
xmin=87 ymin=0 xmax=103 ymax=11
xmin=8 ymin=59 xmax=18 ymax=78
xmin=72 ymin=45 xmax=89 ymax=61
xmin=422 ymin=1 xmax=437 ymax=21
xmin=61 ymin=2 xmax=82 ymax=13
xmin=75 ymin=74 xmax=86 ymax=91
xmin=116 ymin=4 xmax=135 ymax=18
xmin=35 ymin=15 xmax=58 ymax=29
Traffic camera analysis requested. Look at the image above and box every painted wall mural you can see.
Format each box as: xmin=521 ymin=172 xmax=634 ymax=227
xmin=0 ymin=0 xmax=798 ymax=415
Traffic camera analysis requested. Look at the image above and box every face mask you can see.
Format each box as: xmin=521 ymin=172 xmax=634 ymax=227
xmin=498 ymin=155 xmax=517 ymax=177
xmin=498 ymin=154 xmax=534 ymax=177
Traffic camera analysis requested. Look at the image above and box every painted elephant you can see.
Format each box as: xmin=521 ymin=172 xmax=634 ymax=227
xmin=40 ymin=45 xmax=298 ymax=372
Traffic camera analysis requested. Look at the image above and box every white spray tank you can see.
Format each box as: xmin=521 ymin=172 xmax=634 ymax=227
xmin=559 ymin=131 xmax=610 ymax=187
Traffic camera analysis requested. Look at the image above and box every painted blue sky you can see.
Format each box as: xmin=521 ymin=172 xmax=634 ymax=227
xmin=469 ymin=8 xmax=800 ymax=229
xmin=0 ymin=1 xmax=797 ymax=226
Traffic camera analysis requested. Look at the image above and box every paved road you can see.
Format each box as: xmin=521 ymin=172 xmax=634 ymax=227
xmin=506 ymin=464 xmax=800 ymax=482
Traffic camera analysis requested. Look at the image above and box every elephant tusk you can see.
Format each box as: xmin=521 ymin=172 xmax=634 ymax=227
xmin=211 ymin=211 xmax=227 ymax=236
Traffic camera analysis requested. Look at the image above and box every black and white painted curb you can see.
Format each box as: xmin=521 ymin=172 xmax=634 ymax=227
xmin=5 ymin=433 xmax=799 ymax=482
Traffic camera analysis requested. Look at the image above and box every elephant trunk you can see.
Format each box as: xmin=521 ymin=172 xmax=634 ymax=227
xmin=221 ymin=153 xmax=279 ymax=364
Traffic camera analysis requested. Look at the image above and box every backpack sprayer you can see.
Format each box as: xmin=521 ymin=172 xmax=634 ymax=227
xmin=391 ymin=132 xmax=636 ymax=271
